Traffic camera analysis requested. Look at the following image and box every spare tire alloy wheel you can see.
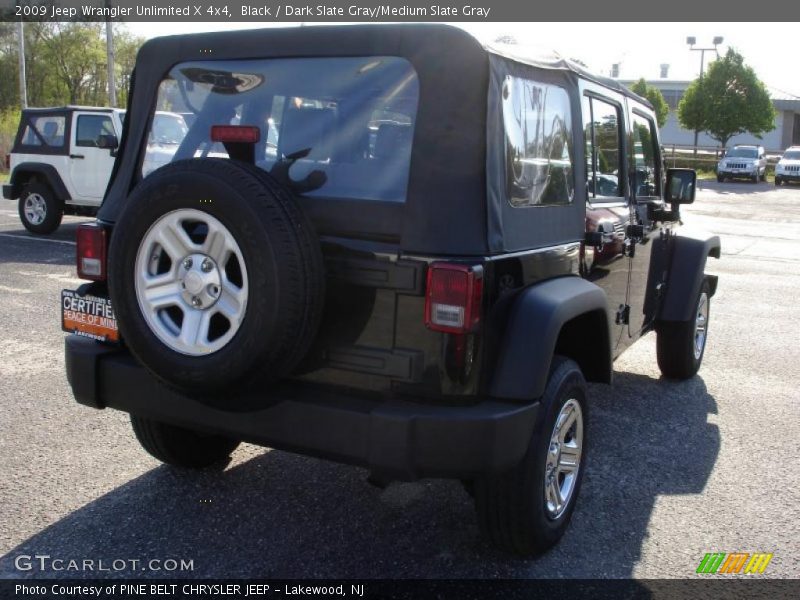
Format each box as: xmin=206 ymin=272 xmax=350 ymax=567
xmin=108 ymin=158 xmax=324 ymax=396
xmin=135 ymin=209 xmax=248 ymax=355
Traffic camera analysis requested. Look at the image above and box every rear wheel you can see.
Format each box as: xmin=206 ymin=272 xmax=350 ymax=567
xmin=656 ymin=279 xmax=710 ymax=379
xmin=130 ymin=415 xmax=239 ymax=468
xmin=18 ymin=181 xmax=63 ymax=234
xmin=475 ymin=357 xmax=587 ymax=556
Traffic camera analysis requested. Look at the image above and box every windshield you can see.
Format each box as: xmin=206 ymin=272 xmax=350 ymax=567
xmin=150 ymin=113 xmax=188 ymax=145
xmin=783 ymin=150 xmax=800 ymax=160
xmin=726 ymin=148 xmax=758 ymax=159
xmin=143 ymin=56 xmax=419 ymax=203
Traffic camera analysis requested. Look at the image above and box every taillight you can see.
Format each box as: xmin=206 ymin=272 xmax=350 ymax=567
xmin=424 ymin=263 xmax=483 ymax=334
xmin=76 ymin=223 xmax=107 ymax=281
xmin=210 ymin=125 xmax=260 ymax=144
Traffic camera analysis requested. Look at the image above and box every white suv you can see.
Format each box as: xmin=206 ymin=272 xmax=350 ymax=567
xmin=716 ymin=145 xmax=767 ymax=183
xmin=775 ymin=146 xmax=800 ymax=186
xmin=3 ymin=106 xmax=126 ymax=234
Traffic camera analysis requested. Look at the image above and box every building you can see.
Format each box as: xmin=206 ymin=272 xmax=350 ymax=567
xmin=617 ymin=78 xmax=800 ymax=152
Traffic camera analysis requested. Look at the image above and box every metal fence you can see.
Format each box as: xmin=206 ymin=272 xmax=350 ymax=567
xmin=663 ymin=144 xmax=782 ymax=173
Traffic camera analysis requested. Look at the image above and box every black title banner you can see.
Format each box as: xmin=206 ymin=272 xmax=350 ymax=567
xmin=1 ymin=0 xmax=798 ymax=22
xmin=2 ymin=579 xmax=800 ymax=600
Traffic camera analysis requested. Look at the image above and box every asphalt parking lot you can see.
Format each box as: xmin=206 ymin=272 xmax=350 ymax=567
xmin=0 ymin=181 xmax=798 ymax=579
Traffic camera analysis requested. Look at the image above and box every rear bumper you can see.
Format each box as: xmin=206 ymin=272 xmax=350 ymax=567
xmin=65 ymin=335 xmax=539 ymax=480
xmin=2 ymin=184 xmax=15 ymax=200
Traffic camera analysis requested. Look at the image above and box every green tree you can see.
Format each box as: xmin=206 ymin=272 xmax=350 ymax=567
xmin=630 ymin=78 xmax=669 ymax=128
xmin=678 ymin=48 xmax=776 ymax=148
xmin=0 ymin=23 xmax=144 ymax=111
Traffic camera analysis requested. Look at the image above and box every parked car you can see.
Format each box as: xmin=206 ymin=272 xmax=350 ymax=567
xmin=3 ymin=106 xmax=124 ymax=233
xmin=141 ymin=112 xmax=189 ymax=176
xmin=775 ymin=146 xmax=800 ymax=186
xmin=716 ymin=145 xmax=767 ymax=183
xmin=62 ymin=25 xmax=720 ymax=557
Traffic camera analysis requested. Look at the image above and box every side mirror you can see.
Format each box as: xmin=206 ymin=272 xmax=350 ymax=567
xmin=96 ymin=134 xmax=119 ymax=150
xmin=665 ymin=168 xmax=696 ymax=205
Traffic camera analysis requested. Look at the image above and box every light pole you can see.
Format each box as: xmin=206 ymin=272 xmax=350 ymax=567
xmin=105 ymin=1 xmax=116 ymax=107
xmin=17 ymin=22 xmax=27 ymax=108
xmin=687 ymin=36 xmax=723 ymax=154
xmin=106 ymin=21 xmax=116 ymax=107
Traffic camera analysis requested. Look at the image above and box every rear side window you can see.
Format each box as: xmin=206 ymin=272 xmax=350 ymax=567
xmin=583 ymin=96 xmax=623 ymax=200
xmin=76 ymin=115 xmax=115 ymax=147
xmin=144 ymin=57 xmax=419 ymax=203
xmin=502 ymin=76 xmax=574 ymax=207
xmin=20 ymin=115 xmax=66 ymax=149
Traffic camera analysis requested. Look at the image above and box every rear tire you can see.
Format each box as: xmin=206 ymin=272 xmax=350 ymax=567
xmin=475 ymin=357 xmax=587 ymax=556
xmin=130 ymin=415 xmax=239 ymax=468
xmin=18 ymin=181 xmax=63 ymax=234
xmin=107 ymin=159 xmax=325 ymax=396
xmin=656 ymin=279 xmax=711 ymax=379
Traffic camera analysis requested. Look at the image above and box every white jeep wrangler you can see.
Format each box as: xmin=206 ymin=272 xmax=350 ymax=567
xmin=3 ymin=106 xmax=188 ymax=234
xmin=3 ymin=107 xmax=125 ymax=234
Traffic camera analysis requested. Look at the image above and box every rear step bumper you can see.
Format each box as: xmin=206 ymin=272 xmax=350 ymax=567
xmin=65 ymin=335 xmax=539 ymax=480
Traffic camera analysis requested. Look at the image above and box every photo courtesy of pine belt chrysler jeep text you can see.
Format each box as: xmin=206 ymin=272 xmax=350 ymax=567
xmin=62 ymin=25 xmax=720 ymax=556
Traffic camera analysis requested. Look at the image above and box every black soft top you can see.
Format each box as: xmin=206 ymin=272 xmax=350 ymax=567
xmin=21 ymin=106 xmax=119 ymax=113
xmin=101 ymin=24 xmax=650 ymax=255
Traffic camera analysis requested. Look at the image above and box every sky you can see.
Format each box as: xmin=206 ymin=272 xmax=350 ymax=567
xmin=125 ymin=21 xmax=800 ymax=97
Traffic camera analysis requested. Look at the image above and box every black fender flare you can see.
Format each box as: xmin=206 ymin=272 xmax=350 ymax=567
xmin=8 ymin=163 xmax=71 ymax=201
xmin=489 ymin=276 xmax=611 ymax=401
xmin=659 ymin=233 xmax=721 ymax=322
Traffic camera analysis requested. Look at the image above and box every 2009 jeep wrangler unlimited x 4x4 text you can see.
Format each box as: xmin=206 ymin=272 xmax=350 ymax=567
xmin=63 ymin=25 xmax=720 ymax=556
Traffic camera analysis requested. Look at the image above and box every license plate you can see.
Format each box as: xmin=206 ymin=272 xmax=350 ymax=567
xmin=61 ymin=289 xmax=119 ymax=343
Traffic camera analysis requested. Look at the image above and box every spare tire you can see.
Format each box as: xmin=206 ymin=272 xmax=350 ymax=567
xmin=107 ymin=158 xmax=324 ymax=395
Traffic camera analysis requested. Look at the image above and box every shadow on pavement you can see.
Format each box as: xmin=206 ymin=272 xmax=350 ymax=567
xmin=0 ymin=221 xmax=87 ymax=266
xmin=698 ymin=180 xmax=784 ymax=195
xmin=0 ymin=372 xmax=719 ymax=579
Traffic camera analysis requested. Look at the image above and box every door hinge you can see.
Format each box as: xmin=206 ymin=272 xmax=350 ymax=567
xmin=616 ymin=304 xmax=630 ymax=325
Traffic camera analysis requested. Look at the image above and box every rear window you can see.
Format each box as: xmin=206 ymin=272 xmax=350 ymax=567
xmin=19 ymin=114 xmax=67 ymax=149
xmin=144 ymin=57 xmax=420 ymax=203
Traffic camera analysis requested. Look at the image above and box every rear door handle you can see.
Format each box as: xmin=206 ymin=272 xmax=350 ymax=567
xmin=70 ymin=154 xmax=84 ymax=159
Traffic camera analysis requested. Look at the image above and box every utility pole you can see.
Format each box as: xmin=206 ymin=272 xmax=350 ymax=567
xmin=105 ymin=2 xmax=117 ymax=107
xmin=687 ymin=36 xmax=723 ymax=155
xmin=17 ymin=21 xmax=27 ymax=108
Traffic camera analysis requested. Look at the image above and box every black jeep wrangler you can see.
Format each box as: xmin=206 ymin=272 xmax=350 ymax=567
xmin=64 ymin=25 xmax=720 ymax=556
